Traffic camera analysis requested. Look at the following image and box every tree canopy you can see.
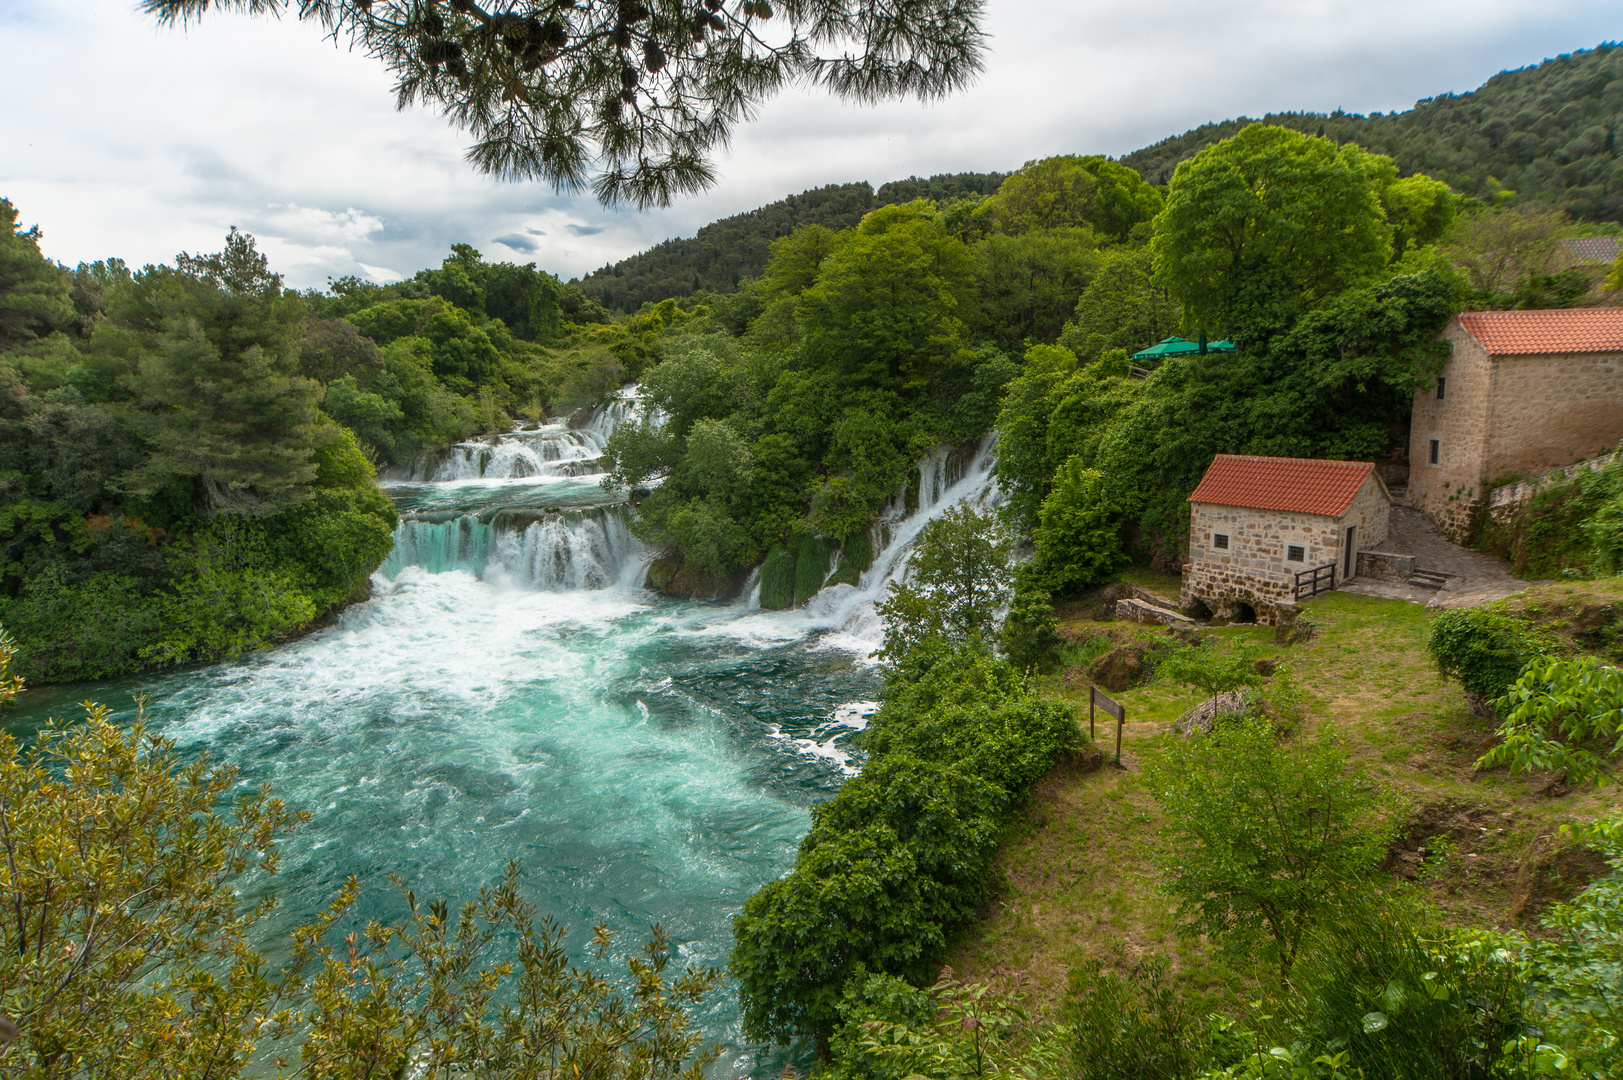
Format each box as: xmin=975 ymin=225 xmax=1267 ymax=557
xmin=145 ymin=0 xmax=989 ymax=208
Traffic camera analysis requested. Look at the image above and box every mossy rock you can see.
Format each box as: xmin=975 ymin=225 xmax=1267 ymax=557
xmin=822 ymin=526 xmax=874 ymax=589
xmin=759 ymin=545 xmax=796 ymax=610
xmin=793 ymin=536 xmax=834 ymax=606
xmin=842 ymin=527 xmax=874 ymax=573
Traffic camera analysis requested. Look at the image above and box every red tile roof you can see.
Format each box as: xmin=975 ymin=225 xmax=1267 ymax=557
xmin=1188 ymin=455 xmax=1376 ymax=517
xmin=1457 ymin=309 xmax=1623 ymax=355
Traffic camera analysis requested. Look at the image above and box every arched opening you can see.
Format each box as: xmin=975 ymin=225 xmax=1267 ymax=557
xmin=1233 ymin=602 xmax=1258 ymax=624
xmin=1186 ymin=597 xmax=1213 ymax=621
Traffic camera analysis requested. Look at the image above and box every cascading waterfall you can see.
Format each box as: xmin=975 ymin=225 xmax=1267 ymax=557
xmin=382 ymin=505 xmax=645 ymax=590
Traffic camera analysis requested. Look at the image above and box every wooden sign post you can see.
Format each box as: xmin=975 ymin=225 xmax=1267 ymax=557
xmin=1090 ymin=685 xmax=1126 ymax=768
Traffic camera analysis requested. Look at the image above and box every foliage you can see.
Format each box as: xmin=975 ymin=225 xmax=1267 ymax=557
xmin=1440 ymin=205 xmax=1578 ymax=305
xmin=1479 ymin=450 xmax=1623 ymax=578
xmin=0 ymin=680 xmax=721 ymax=1079
xmin=147 ymin=0 xmax=988 ymax=210
xmin=1122 ymin=44 xmax=1623 ymax=222
xmin=1505 ymin=816 xmax=1623 ymax=1076
xmin=1021 ymin=456 xmax=1128 ymax=596
xmin=1156 ymin=640 xmax=1266 ymax=698
xmin=1208 ymin=899 xmax=1525 ymax=1080
xmin=576 ymin=175 xmax=1005 ymax=311
xmin=1427 ymin=606 xmax=1560 ymax=700
xmin=285 ymin=866 xmax=719 ymax=1080
xmin=0 ymin=200 xmax=71 ymax=352
xmin=1066 ymin=955 xmax=1218 ymax=1080
xmin=729 ymin=641 xmax=1079 ymax=1052
xmin=829 ymin=968 xmax=1070 ymax=1080
xmin=875 ymin=506 xmax=1011 ymax=662
xmin=0 ymin=705 xmax=306 ymax=1079
xmin=1143 ymin=720 xmax=1393 ymax=978
xmin=1059 ymin=246 xmax=1180 ymax=361
xmin=973 ymin=155 xmax=1163 ymax=243
xmin=1151 ymin=125 xmax=1398 ymax=332
xmin=1478 ymin=656 xmax=1623 ymax=787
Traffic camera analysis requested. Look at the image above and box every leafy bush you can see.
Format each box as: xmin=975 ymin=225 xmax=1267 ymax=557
xmin=1144 ymin=720 xmax=1392 ymax=978
xmin=1427 ymin=607 xmax=1559 ymax=700
xmin=829 ymin=968 xmax=1070 ymax=1080
xmin=729 ymin=641 xmax=1080 ymax=1053
xmin=1066 ymin=956 xmax=1218 ymax=1080
xmin=1478 ymin=656 xmax=1623 ymax=787
xmin=758 ymin=543 xmax=795 ymax=609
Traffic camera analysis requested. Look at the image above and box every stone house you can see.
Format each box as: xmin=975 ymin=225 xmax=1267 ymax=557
xmin=1409 ymin=309 xmax=1623 ymax=541
xmin=1181 ymin=455 xmax=1390 ymax=624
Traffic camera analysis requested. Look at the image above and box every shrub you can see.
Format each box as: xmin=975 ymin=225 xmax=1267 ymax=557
xmin=1143 ymin=720 xmax=1392 ymax=978
xmin=1066 ymin=956 xmax=1216 ymax=1080
xmin=1428 ymin=607 xmax=1559 ymax=700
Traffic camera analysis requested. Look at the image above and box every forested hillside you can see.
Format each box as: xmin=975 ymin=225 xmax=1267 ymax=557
xmin=574 ymin=173 xmax=1006 ymax=311
xmin=1124 ymin=43 xmax=1623 ymax=220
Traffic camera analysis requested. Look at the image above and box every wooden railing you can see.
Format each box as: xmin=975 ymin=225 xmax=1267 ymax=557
xmin=1294 ymin=562 xmax=1336 ymax=600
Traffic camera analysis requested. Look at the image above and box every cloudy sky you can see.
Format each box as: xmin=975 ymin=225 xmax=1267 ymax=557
xmin=2 ymin=0 xmax=1618 ymax=288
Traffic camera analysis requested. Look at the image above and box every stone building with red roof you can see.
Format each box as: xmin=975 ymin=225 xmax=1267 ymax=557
xmin=1410 ymin=309 xmax=1623 ymax=540
xmin=1181 ymin=455 xmax=1390 ymax=623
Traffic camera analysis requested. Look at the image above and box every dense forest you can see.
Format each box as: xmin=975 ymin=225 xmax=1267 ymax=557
xmin=574 ymin=173 xmax=1007 ymax=311
xmin=1124 ymin=43 xmax=1623 ymax=220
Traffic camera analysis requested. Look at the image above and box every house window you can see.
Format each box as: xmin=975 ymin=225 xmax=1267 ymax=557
xmin=1429 ymin=438 xmax=1440 ymax=466
xmin=1435 ymin=377 xmax=1446 ymax=401
xmin=1287 ymin=545 xmax=1305 ymax=562
xmin=1213 ymin=533 xmax=1230 ymax=550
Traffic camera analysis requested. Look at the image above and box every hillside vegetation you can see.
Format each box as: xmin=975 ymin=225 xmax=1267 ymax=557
xmin=1124 ymin=43 xmax=1623 ymax=220
xmin=574 ymin=173 xmax=1006 ymax=312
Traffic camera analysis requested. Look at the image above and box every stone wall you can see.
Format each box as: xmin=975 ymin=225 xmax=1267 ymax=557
xmin=1180 ymin=475 xmax=1389 ymax=624
xmin=1487 ymin=450 xmax=1620 ymax=523
xmin=1409 ymin=322 xmax=1496 ymax=540
xmin=1411 ymin=319 xmax=1623 ymax=541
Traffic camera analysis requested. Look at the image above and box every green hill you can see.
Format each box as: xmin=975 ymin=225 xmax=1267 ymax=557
xmin=573 ymin=172 xmax=1006 ymax=311
xmin=576 ymin=43 xmax=1623 ymax=313
xmin=1122 ymin=43 xmax=1623 ymax=220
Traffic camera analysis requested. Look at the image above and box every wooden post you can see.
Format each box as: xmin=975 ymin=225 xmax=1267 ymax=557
xmin=1090 ymin=685 xmax=1126 ymax=768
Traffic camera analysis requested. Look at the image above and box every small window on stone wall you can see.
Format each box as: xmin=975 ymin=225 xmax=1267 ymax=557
xmin=1436 ymin=377 xmax=1446 ymax=401
xmin=1429 ymin=438 xmax=1440 ymax=466
xmin=1287 ymin=545 xmax=1304 ymax=562
xmin=1213 ymin=533 xmax=1230 ymax=550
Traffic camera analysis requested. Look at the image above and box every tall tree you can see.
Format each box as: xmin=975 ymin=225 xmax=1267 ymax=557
xmin=0 ymin=199 xmax=72 ymax=351
xmin=1151 ymin=125 xmax=1395 ymax=333
xmin=144 ymin=0 xmax=988 ymax=208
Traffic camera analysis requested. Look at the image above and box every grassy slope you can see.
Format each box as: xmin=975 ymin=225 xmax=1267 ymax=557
xmin=944 ymin=574 xmax=1623 ymax=1016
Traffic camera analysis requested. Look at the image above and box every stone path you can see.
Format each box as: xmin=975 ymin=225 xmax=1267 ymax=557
xmin=1339 ymin=506 xmax=1542 ymax=609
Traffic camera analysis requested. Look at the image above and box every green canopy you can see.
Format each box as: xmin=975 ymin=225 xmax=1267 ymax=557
xmin=1131 ymin=336 xmax=1237 ymax=361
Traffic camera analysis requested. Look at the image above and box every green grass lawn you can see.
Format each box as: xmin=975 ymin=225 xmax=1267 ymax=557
xmin=944 ymin=578 xmax=1623 ymax=1016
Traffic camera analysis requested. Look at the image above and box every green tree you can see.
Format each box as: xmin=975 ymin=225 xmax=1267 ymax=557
xmin=1440 ymin=204 xmax=1574 ymax=302
xmin=973 ymin=228 xmax=1101 ymax=346
xmin=1059 ymin=247 xmax=1180 ymax=361
xmin=977 ymin=156 xmax=1162 ymax=242
xmin=0 ymin=199 xmax=72 ymax=351
xmin=875 ymin=505 xmax=1010 ymax=661
xmin=145 ymin=0 xmax=986 ymax=209
xmin=0 ymin=697 xmax=306 ymax=1078
xmin=1022 ymin=456 xmax=1127 ymax=596
xmin=800 ymin=202 xmax=978 ymax=393
xmin=114 ymin=230 xmax=332 ymax=516
xmin=1151 ymin=125 xmax=1395 ymax=332
xmin=1143 ymin=720 xmax=1392 ymax=978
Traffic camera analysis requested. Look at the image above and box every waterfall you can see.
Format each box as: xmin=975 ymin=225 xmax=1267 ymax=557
xmin=387 ymin=385 xmax=646 ymax=483
xmin=382 ymin=505 xmax=647 ymax=590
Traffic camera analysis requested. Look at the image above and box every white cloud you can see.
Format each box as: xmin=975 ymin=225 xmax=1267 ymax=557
xmin=2 ymin=0 xmax=1618 ymax=288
